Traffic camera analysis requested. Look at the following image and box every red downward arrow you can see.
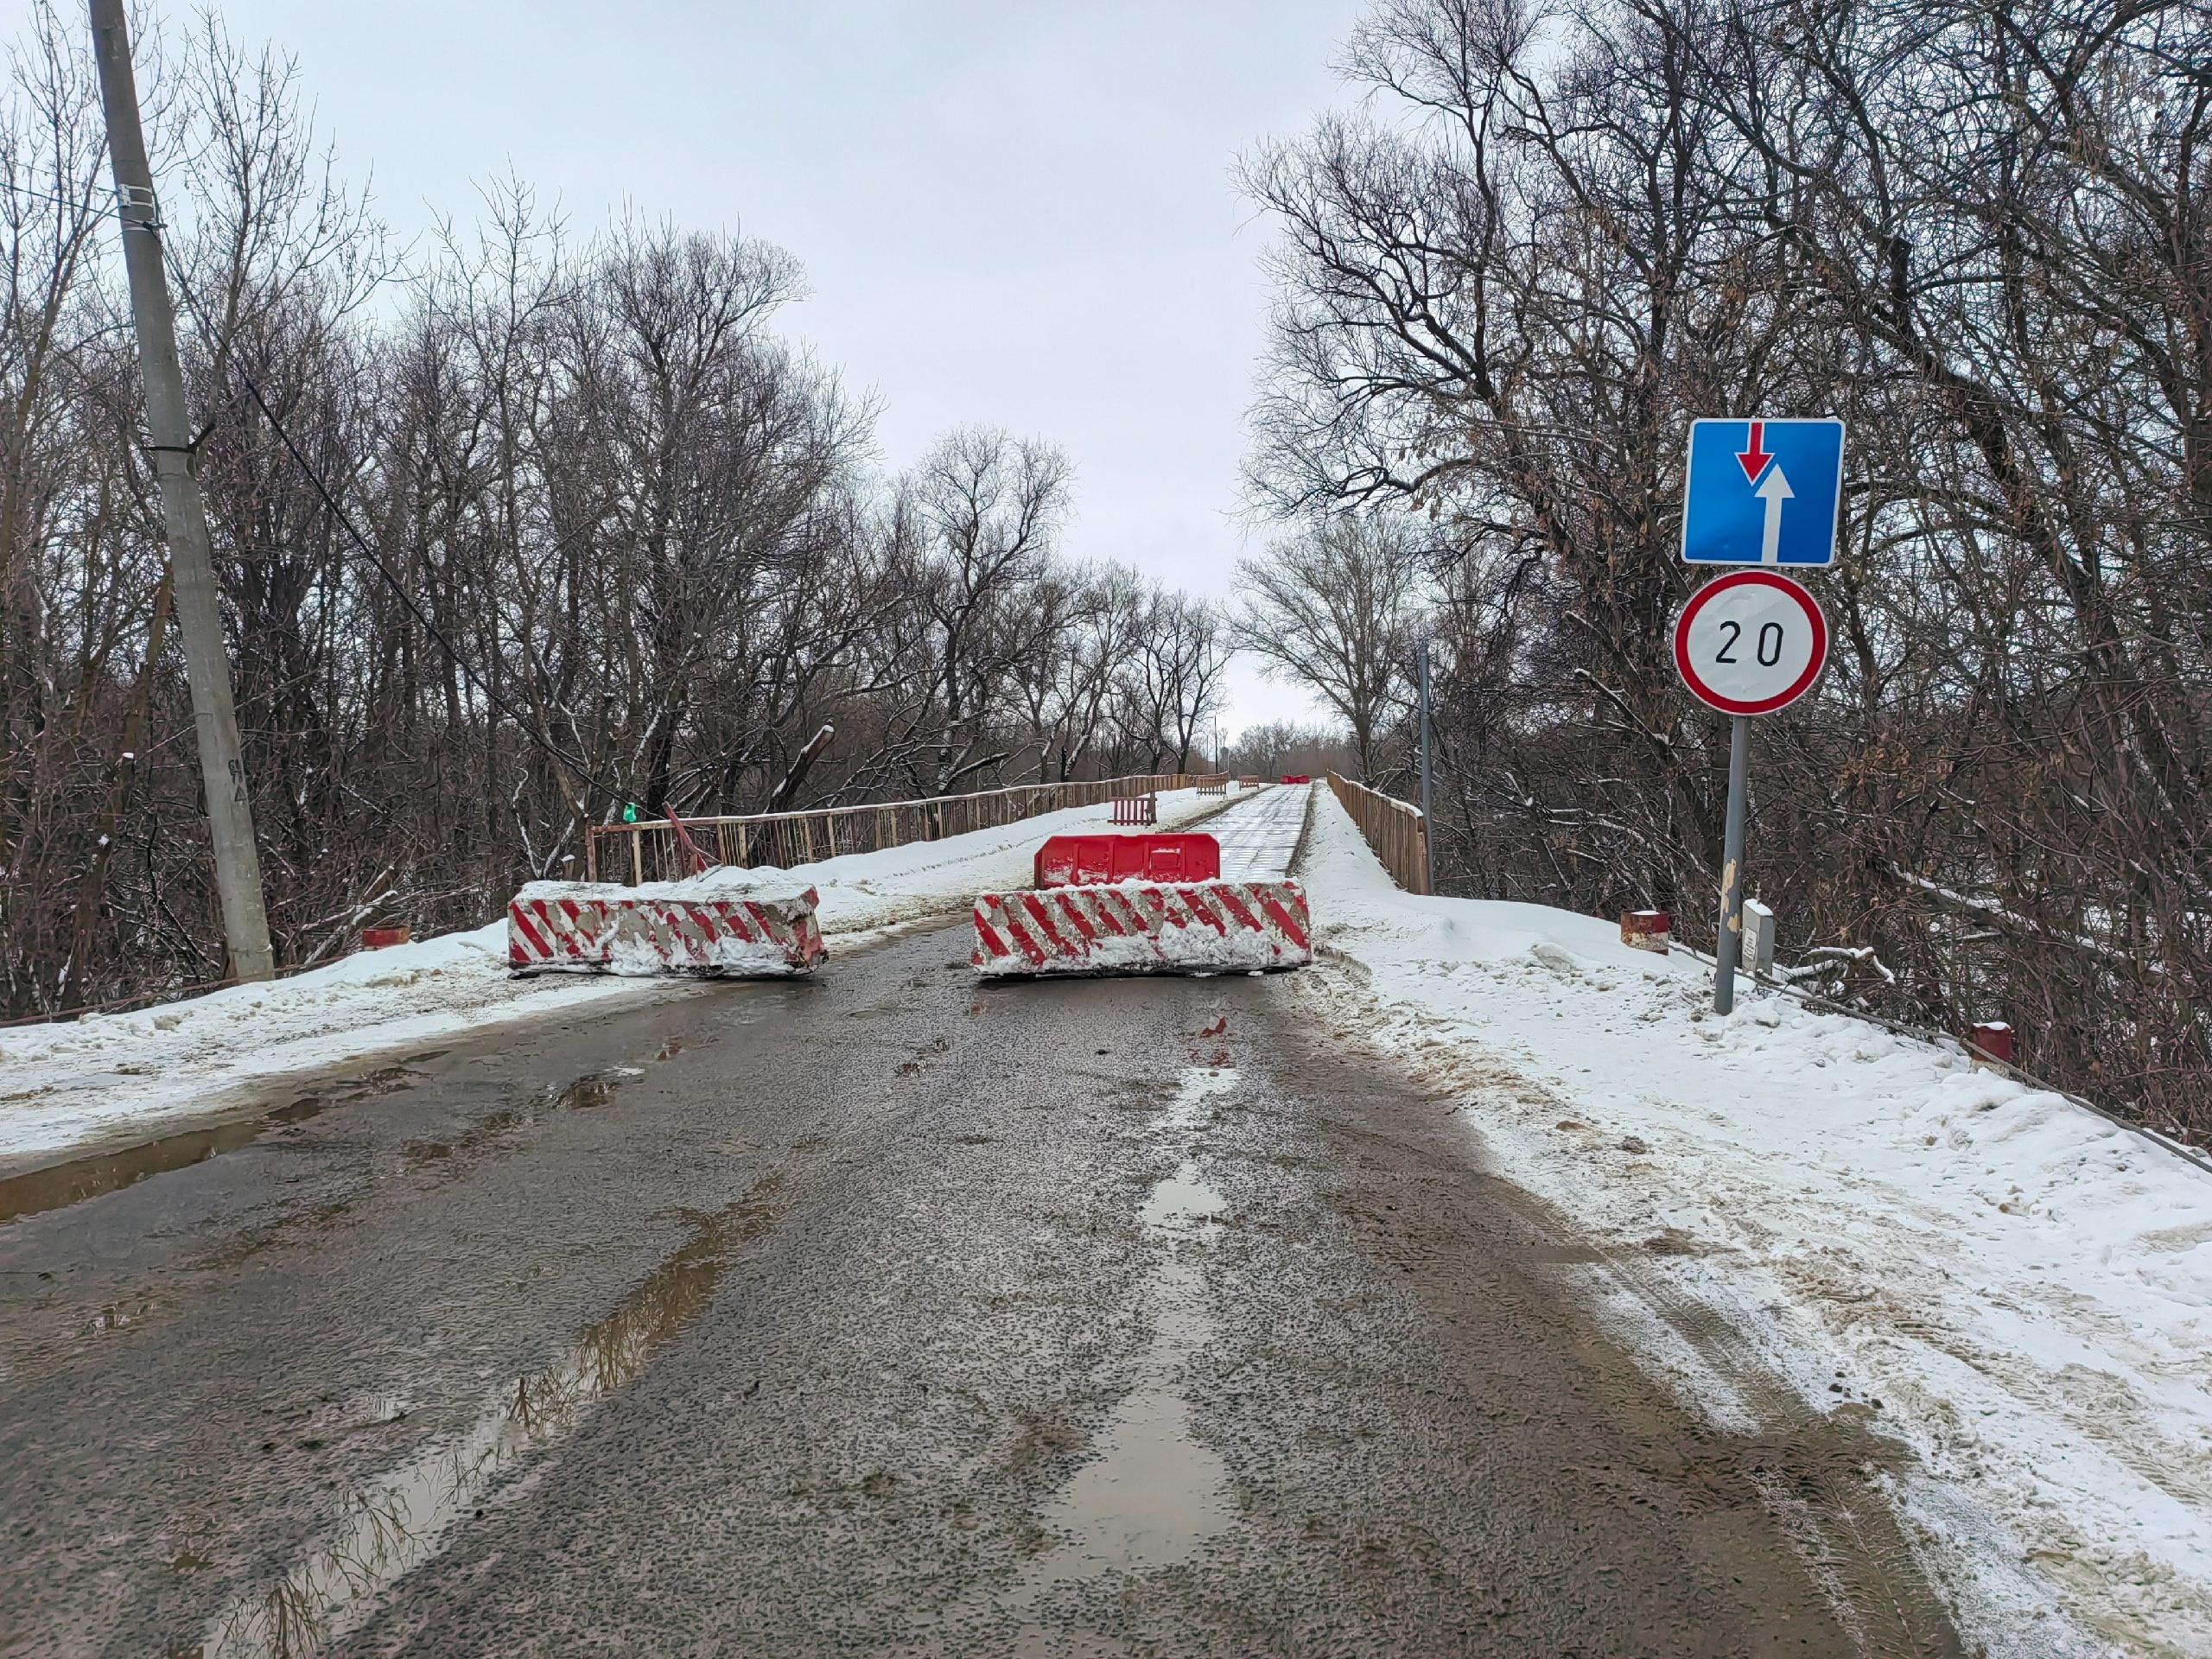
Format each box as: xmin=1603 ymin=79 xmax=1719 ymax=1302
xmin=1736 ymin=420 xmax=1773 ymax=484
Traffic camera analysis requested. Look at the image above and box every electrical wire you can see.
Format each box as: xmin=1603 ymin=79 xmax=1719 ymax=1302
xmin=144 ymin=231 xmax=634 ymax=812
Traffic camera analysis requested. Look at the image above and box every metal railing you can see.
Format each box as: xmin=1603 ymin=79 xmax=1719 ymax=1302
xmin=1326 ymin=773 xmax=1430 ymax=895
xmin=586 ymin=773 xmax=1205 ymax=885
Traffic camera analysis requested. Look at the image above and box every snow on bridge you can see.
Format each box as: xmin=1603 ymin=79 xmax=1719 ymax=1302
xmin=0 ymin=786 xmax=1262 ymax=1166
xmin=1295 ymin=785 xmax=2212 ymax=1654
xmin=1208 ymin=782 xmax=1306 ymax=880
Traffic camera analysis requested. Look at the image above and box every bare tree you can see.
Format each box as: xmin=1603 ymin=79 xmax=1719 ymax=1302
xmin=0 ymin=8 xmax=1228 ymax=1020
xmin=906 ymin=427 xmax=1073 ymax=794
xmin=1241 ymin=0 xmax=2212 ymax=1132
xmin=1233 ymin=516 xmax=1423 ymax=780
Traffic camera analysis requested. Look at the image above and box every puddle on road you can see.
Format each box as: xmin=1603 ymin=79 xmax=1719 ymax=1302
xmin=1013 ymin=1253 xmax=1232 ymax=1596
xmin=4 ymin=1020 xmax=705 ymax=1234
xmin=550 ymin=1065 xmax=640 ymax=1112
xmin=397 ymin=1068 xmax=643 ymax=1172
xmin=196 ymin=1173 xmax=788 ymax=1658
xmin=1137 ymin=1161 xmax=1228 ymax=1230
xmin=1157 ymin=1065 xmax=1238 ymax=1135
xmin=0 ymin=1096 xmax=333 ymax=1228
xmin=1002 ymin=1068 xmax=1240 ymax=1608
xmin=0 ymin=1062 xmax=444 ymax=1231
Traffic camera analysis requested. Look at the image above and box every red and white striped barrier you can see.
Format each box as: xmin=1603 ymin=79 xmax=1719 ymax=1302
xmin=971 ymin=880 xmax=1312 ymax=976
xmin=508 ymin=879 xmax=826 ymax=976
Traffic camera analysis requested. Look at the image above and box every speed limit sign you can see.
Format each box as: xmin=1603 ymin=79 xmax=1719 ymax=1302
xmin=1673 ymin=569 xmax=1827 ymax=716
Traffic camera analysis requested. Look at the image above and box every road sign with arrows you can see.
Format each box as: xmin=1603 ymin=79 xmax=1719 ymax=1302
xmin=1680 ymin=417 xmax=1846 ymax=567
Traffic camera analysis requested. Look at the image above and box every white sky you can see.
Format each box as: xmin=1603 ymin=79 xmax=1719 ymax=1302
xmin=134 ymin=0 xmax=1363 ymax=737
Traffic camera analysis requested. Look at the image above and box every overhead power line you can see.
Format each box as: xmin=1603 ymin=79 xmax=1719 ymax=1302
xmin=155 ymin=245 xmax=633 ymax=813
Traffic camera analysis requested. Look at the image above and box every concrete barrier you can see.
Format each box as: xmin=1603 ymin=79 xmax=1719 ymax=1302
xmin=974 ymin=830 xmax=1310 ymax=977
xmin=972 ymin=880 xmax=1311 ymax=976
xmin=508 ymin=875 xmax=826 ymax=976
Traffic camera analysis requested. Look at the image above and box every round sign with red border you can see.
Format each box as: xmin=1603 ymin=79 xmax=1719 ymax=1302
xmin=1672 ymin=570 xmax=1827 ymax=716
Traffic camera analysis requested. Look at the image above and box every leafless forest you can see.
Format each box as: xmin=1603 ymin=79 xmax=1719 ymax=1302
xmin=0 ymin=7 xmax=1230 ymax=1015
xmin=1237 ymin=0 xmax=2210 ymax=1133
xmin=3 ymin=0 xmax=2205 ymax=1136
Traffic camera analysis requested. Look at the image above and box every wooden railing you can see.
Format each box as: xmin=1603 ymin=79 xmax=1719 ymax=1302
xmin=1326 ymin=773 xmax=1430 ymax=895
xmin=586 ymin=773 xmax=1205 ymax=885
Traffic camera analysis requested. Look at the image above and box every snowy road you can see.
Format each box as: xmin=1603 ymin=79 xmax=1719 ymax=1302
xmin=3 ymin=783 xmax=2198 ymax=1656
xmin=0 ymin=788 xmax=1244 ymax=1172
xmin=0 ymin=785 xmax=1964 ymax=1656
xmin=1206 ymin=781 xmax=1306 ymax=878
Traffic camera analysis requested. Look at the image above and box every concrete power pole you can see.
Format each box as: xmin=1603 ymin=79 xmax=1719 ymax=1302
xmin=89 ymin=0 xmax=275 ymax=982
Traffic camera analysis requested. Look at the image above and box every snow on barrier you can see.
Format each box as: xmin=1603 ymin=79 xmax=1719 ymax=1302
xmin=508 ymin=874 xmax=826 ymax=976
xmin=972 ymin=832 xmax=1311 ymax=977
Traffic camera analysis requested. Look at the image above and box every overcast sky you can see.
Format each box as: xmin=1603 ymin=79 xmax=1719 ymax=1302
xmin=137 ymin=0 xmax=1372 ymax=737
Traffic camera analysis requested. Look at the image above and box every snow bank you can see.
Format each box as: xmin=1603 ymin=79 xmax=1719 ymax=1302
xmin=0 ymin=788 xmax=1235 ymax=1166
xmin=1298 ymin=786 xmax=2212 ymax=1653
xmin=515 ymin=868 xmax=817 ymax=906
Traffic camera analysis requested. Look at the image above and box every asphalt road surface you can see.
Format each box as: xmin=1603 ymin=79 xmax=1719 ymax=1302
xmin=0 ymin=801 xmax=1965 ymax=1656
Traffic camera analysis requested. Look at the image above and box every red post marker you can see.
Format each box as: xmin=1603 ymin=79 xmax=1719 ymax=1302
xmin=1969 ymin=1022 xmax=2016 ymax=1065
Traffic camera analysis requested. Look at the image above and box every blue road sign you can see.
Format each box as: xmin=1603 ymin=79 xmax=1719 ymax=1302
xmin=1680 ymin=417 xmax=1846 ymax=566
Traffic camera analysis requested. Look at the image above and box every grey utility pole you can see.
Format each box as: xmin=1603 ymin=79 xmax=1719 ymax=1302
xmin=90 ymin=0 xmax=275 ymax=983
xmin=1415 ymin=637 xmax=1433 ymax=898
xmin=1711 ymin=714 xmax=1751 ymax=1014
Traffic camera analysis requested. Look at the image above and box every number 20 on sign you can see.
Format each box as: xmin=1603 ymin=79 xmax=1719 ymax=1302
xmin=1672 ymin=569 xmax=1827 ymax=717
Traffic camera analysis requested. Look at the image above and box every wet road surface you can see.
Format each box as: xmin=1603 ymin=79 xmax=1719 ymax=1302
xmin=0 ymin=879 xmax=1964 ymax=1654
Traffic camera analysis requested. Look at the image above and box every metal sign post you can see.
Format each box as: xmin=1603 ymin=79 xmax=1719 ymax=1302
xmin=1712 ymin=715 xmax=1751 ymax=1014
xmin=1674 ymin=564 xmax=1832 ymax=1014
xmin=1677 ymin=414 xmax=1846 ymax=1011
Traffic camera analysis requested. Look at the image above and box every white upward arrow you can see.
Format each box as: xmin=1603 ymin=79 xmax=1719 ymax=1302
xmin=1755 ymin=463 xmax=1794 ymax=563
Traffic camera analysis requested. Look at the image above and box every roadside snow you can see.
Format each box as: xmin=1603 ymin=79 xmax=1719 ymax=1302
xmin=1297 ymin=785 xmax=2212 ymax=1656
xmin=0 ymin=788 xmax=1234 ymax=1167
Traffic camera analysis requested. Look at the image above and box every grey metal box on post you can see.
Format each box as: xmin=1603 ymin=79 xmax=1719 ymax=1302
xmin=1741 ymin=899 xmax=1776 ymax=977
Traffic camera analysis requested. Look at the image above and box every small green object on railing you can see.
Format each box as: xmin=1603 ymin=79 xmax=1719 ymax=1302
xmin=622 ymin=803 xmax=639 ymax=824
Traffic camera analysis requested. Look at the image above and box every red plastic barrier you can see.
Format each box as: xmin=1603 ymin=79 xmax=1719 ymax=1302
xmin=1281 ymin=774 xmax=1311 ymax=785
xmin=1033 ymin=833 xmax=1220 ymax=890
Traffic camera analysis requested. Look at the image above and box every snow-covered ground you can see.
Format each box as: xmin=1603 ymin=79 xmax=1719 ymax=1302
xmin=1294 ymin=784 xmax=2212 ymax=1656
xmin=0 ymin=788 xmax=1235 ymax=1168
